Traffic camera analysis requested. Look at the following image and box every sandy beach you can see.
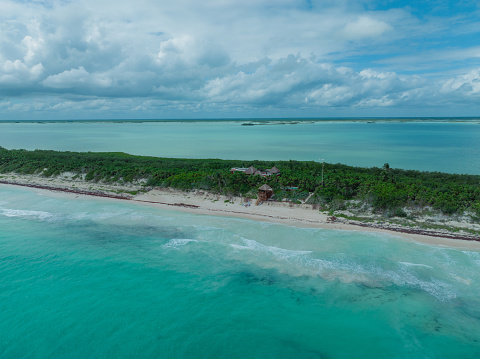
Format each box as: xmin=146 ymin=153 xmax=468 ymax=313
xmin=1 ymin=172 xmax=480 ymax=249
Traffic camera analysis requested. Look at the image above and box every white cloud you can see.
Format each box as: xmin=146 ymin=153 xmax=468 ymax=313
xmin=43 ymin=67 xmax=112 ymax=89
xmin=341 ymin=15 xmax=392 ymax=40
xmin=441 ymin=68 xmax=480 ymax=98
xmin=0 ymin=59 xmax=44 ymax=85
xmin=0 ymin=0 xmax=480 ymax=118
xmin=157 ymin=36 xmax=195 ymax=64
xmin=198 ymin=56 xmax=430 ymax=110
xmin=21 ymin=35 xmax=44 ymax=64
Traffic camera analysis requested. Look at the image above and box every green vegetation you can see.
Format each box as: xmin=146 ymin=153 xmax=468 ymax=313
xmin=1 ymin=147 xmax=480 ymax=218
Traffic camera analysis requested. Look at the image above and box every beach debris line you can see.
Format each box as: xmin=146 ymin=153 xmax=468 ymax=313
xmin=0 ymin=180 xmax=132 ymax=200
xmin=2 ymin=177 xmax=480 ymax=242
xmin=2 ymin=147 xmax=480 ymax=239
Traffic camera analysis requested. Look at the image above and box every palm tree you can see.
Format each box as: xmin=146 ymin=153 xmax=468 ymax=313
xmin=381 ymin=163 xmax=395 ymax=183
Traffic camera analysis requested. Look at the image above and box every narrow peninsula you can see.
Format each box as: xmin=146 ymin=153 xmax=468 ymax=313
xmin=1 ymin=147 xmax=480 ymax=244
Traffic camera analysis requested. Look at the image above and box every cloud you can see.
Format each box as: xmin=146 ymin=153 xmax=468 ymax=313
xmin=440 ymin=69 xmax=480 ymax=102
xmin=1 ymin=0 xmax=480 ymax=118
xmin=199 ymin=57 xmax=432 ymax=111
xmin=42 ymin=66 xmax=112 ymax=90
xmin=340 ymin=15 xmax=392 ymax=40
xmin=0 ymin=59 xmax=44 ymax=86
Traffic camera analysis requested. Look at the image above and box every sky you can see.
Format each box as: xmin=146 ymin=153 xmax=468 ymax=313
xmin=1 ymin=0 xmax=480 ymax=120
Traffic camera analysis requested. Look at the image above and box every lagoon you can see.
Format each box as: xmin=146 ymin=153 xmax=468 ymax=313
xmin=1 ymin=119 xmax=480 ymax=174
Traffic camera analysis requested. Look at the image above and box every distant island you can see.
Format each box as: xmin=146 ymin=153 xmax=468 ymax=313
xmin=1 ymin=147 xmax=480 ymax=241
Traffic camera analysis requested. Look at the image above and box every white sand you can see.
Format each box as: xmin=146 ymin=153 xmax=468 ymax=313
xmin=132 ymin=188 xmax=480 ymax=249
xmin=1 ymin=173 xmax=480 ymax=250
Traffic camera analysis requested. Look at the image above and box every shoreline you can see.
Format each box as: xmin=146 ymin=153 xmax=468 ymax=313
xmin=1 ymin=117 xmax=479 ymax=124
xmin=1 ymin=176 xmax=480 ymax=249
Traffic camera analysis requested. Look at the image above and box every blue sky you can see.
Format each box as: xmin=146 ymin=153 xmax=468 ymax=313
xmin=1 ymin=0 xmax=479 ymax=119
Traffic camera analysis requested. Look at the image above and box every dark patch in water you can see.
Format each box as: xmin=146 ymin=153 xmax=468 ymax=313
xmin=278 ymin=337 xmax=329 ymax=358
xmin=65 ymin=220 xmax=192 ymax=246
xmin=237 ymin=271 xmax=277 ymax=286
xmin=458 ymin=299 xmax=480 ymax=321
xmin=102 ymin=223 xmax=188 ymax=239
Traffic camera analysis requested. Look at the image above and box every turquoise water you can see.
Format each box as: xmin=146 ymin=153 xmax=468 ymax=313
xmin=1 ymin=185 xmax=480 ymax=358
xmin=1 ymin=119 xmax=480 ymax=174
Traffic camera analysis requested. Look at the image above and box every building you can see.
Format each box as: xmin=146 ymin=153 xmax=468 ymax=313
xmin=231 ymin=166 xmax=280 ymax=177
xmin=257 ymin=184 xmax=273 ymax=201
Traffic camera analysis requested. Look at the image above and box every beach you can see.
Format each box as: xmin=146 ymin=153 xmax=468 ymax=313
xmin=2 ymin=172 xmax=479 ymax=249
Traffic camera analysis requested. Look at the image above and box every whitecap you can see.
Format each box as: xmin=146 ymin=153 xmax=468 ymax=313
xmin=299 ymin=255 xmax=457 ymax=301
xmin=162 ymin=238 xmax=198 ymax=249
xmin=0 ymin=208 xmax=57 ymax=221
xmin=231 ymin=237 xmax=313 ymax=260
xmin=399 ymin=262 xmax=433 ymax=269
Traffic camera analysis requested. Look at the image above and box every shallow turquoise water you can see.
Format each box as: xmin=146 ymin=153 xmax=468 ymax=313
xmin=1 ymin=120 xmax=480 ymax=174
xmin=1 ymin=185 xmax=480 ymax=358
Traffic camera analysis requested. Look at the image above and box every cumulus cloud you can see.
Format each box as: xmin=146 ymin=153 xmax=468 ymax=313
xmin=43 ymin=67 xmax=112 ymax=89
xmin=1 ymin=0 xmax=480 ymax=118
xmin=0 ymin=59 xmax=44 ymax=86
xmin=199 ymin=57 xmax=433 ymax=111
xmin=442 ymin=69 xmax=480 ymax=95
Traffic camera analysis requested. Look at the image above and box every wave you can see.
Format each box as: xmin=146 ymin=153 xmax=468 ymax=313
xmin=0 ymin=187 xmax=472 ymax=303
xmin=0 ymin=207 xmax=58 ymax=221
xmin=162 ymin=238 xmax=199 ymax=249
xmin=231 ymin=237 xmax=312 ymax=259
xmin=399 ymin=261 xmax=433 ymax=268
xmin=226 ymin=236 xmax=459 ymax=301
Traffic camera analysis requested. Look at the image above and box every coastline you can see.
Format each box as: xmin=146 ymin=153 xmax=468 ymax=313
xmin=1 ymin=174 xmax=480 ymax=249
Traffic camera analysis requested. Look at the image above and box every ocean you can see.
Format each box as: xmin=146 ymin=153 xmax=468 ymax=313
xmin=1 ymin=185 xmax=480 ymax=358
xmin=1 ymin=118 xmax=480 ymax=357
xmin=1 ymin=119 xmax=480 ymax=174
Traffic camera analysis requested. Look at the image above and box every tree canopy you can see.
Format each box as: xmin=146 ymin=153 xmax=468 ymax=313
xmin=1 ymin=147 xmax=479 ymax=217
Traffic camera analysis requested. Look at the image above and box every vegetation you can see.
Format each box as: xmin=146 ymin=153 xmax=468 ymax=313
xmin=1 ymin=147 xmax=480 ymax=218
